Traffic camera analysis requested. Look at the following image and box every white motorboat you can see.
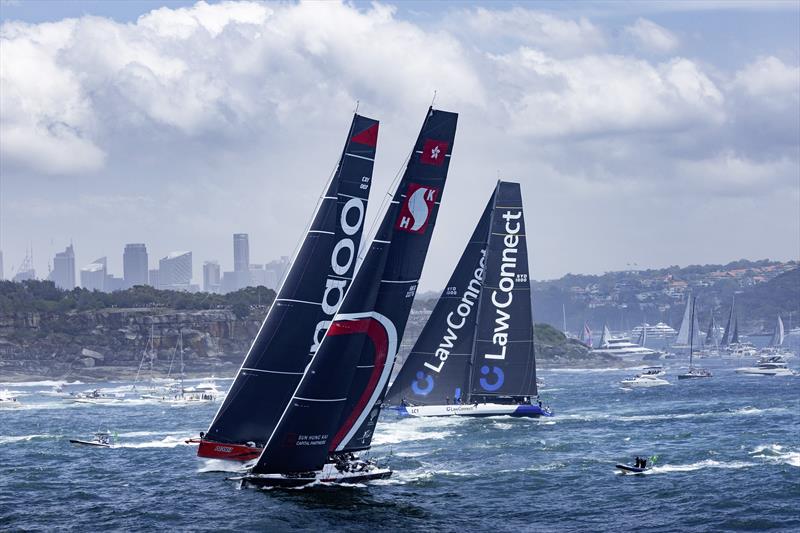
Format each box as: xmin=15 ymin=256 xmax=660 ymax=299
xmin=69 ymin=431 xmax=115 ymax=447
xmin=631 ymin=322 xmax=677 ymax=339
xmin=640 ymin=366 xmax=665 ymax=377
xmin=594 ymin=327 xmax=662 ymax=359
xmin=735 ymin=356 xmax=796 ymax=376
xmin=69 ymin=389 xmax=123 ymax=404
xmin=620 ymin=373 xmax=670 ymax=388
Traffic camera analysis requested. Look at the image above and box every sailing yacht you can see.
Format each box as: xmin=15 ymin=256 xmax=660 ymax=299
xmin=385 ymin=181 xmax=549 ymax=418
xmin=197 ymin=113 xmax=379 ymax=461
xmin=758 ymin=315 xmax=794 ymax=358
xmin=677 ymin=296 xmax=712 ymax=380
xmin=236 ymin=107 xmax=459 ymax=488
xmin=719 ymin=296 xmax=757 ymax=356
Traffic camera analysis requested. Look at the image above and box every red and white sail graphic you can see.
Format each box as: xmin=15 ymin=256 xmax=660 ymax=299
xmin=420 ymin=139 xmax=448 ymax=166
xmin=395 ymin=183 xmax=438 ymax=234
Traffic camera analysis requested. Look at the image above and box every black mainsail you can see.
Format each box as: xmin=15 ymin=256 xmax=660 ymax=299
xmin=469 ymin=182 xmax=537 ymax=400
xmin=250 ymin=107 xmax=458 ymax=475
xmin=385 ymin=192 xmax=494 ymax=406
xmin=721 ymin=297 xmax=739 ymax=346
xmin=385 ymin=181 xmax=538 ymax=407
xmin=199 ymin=114 xmax=379 ymax=459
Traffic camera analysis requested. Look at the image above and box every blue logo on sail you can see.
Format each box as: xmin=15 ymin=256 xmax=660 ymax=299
xmin=479 ymin=365 xmax=504 ymax=392
xmin=411 ymin=371 xmax=434 ymax=395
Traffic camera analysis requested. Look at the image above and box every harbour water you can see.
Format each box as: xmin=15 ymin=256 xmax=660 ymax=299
xmin=2 ymin=358 xmax=798 ymax=532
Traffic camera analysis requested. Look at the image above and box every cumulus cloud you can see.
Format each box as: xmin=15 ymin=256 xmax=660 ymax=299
xmin=491 ymin=48 xmax=723 ymax=138
xmin=455 ymin=6 xmax=606 ymax=55
xmin=0 ymin=0 xmax=484 ymax=175
xmin=731 ymin=55 xmax=799 ymax=98
xmin=624 ymin=18 xmax=679 ymax=53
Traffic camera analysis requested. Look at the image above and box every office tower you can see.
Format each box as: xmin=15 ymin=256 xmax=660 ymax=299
xmin=81 ymin=257 xmax=107 ymax=291
xmin=123 ymin=243 xmax=149 ymax=288
xmin=159 ymin=251 xmax=192 ymax=290
xmin=233 ymin=234 xmax=249 ymax=273
xmin=50 ymin=244 xmax=76 ymax=290
xmin=203 ymin=261 xmax=221 ymax=293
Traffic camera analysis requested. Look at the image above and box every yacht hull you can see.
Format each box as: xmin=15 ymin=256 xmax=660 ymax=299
xmin=396 ymin=403 xmax=552 ymax=418
xmin=236 ymin=464 xmax=392 ymax=488
xmin=195 ymin=439 xmax=262 ymax=461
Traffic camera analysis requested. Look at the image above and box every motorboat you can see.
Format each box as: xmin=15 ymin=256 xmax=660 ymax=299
xmin=620 ymin=373 xmax=670 ymax=388
xmin=631 ymin=322 xmax=677 ymax=339
xmin=69 ymin=432 xmax=115 ymax=447
xmin=677 ymin=367 xmax=713 ymax=379
xmin=735 ymin=356 xmax=796 ymax=376
xmin=0 ymin=390 xmax=22 ymax=408
xmin=593 ymin=327 xmax=663 ymax=359
xmin=69 ymin=389 xmax=123 ymax=404
xmin=640 ymin=366 xmax=665 ymax=377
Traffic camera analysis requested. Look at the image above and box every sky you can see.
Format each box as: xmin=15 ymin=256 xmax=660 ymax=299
xmin=1 ymin=0 xmax=798 ymax=290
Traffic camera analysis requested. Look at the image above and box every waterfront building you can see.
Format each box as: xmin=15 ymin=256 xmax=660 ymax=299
xmin=80 ymin=257 xmax=107 ymax=291
xmin=50 ymin=244 xmax=76 ymax=290
xmin=123 ymin=243 xmax=149 ymax=288
xmin=159 ymin=251 xmax=192 ymax=290
xmin=203 ymin=260 xmax=221 ymax=293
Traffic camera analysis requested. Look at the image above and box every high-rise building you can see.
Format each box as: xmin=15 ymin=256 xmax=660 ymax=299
xmin=234 ymin=233 xmax=249 ymax=273
xmin=264 ymin=256 xmax=291 ymax=289
xmin=50 ymin=244 xmax=76 ymax=290
xmin=159 ymin=251 xmax=192 ymax=290
xmin=203 ymin=261 xmax=221 ymax=293
xmin=123 ymin=243 xmax=149 ymax=288
xmin=81 ymin=257 xmax=107 ymax=291
xmin=249 ymin=264 xmax=268 ymax=287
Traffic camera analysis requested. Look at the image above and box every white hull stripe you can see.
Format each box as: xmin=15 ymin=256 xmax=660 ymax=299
xmin=295 ymin=397 xmax=347 ymax=402
xmin=242 ymin=368 xmax=304 ymax=375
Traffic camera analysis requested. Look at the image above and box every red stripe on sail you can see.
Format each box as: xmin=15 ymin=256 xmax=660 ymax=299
xmin=351 ymin=123 xmax=379 ymax=147
xmin=326 ymin=318 xmax=389 ymax=450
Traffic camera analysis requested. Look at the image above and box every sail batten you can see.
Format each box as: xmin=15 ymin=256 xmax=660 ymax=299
xmin=200 ymin=114 xmax=379 ymax=454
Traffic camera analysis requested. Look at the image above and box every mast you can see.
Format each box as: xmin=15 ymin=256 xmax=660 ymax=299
xmin=688 ymin=296 xmax=696 ymax=370
xmin=201 ymin=113 xmax=379 ymax=453
xmin=562 ymin=304 xmax=568 ymax=338
xmin=721 ymin=296 xmax=736 ymax=346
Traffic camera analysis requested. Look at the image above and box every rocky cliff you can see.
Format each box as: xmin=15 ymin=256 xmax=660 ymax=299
xmin=0 ymin=308 xmax=267 ymax=381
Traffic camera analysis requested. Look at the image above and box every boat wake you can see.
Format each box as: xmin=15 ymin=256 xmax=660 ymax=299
xmin=648 ymin=459 xmax=754 ymax=474
xmin=372 ymin=418 xmax=460 ymax=446
xmin=750 ymin=444 xmax=800 ymax=467
xmin=197 ymin=459 xmax=253 ymax=473
xmin=0 ymin=434 xmax=55 ymax=444
xmin=116 ymin=435 xmax=193 ymax=449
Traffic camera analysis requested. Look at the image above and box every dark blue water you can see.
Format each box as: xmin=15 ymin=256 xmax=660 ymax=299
xmin=2 ymin=358 xmax=799 ymax=532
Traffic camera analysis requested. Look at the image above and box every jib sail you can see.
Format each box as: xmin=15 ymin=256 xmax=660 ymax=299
xmin=385 ymin=190 xmax=495 ymax=406
xmin=200 ymin=114 xmax=379 ymax=454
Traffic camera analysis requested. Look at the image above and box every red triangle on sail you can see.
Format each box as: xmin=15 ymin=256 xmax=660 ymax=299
xmin=351 ymin=123 xmax=379 ymax=147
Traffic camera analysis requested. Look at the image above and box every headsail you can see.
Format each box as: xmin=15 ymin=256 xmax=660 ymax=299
xmin=704 ymin=313 xmax=719 ymax=347
xmin=675 ymin=296 xmax=693 ymax=346
xmin=581 ymin=322 xmax=593 ymax=348
xmin=200 ymin=114 xmax=379 ymax=453
xmin=599 ymin=325 xmax=611 ymax=348
xmin=385 ymin=191 xmax=494 ymax=406
xmin=469 ymin=182 xmax=537 ymax=400
xmin=721 ymin=297 xmax=738 ymax=346
xmin=770 ymin=315 xmax=785 ymax=347
xmin=251 ymin=107 xmax=458 ymax=474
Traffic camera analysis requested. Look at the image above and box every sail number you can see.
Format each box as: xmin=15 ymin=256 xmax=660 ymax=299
xmin=516 ymin=273 xmax=528 ymax=283
xmin=360 ymin=175 xmax=371 ymax=190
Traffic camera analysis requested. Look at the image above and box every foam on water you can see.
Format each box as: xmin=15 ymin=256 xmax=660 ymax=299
xmin=116 ymin=435 xmax=193 ymax=449
xmin=372 ymin=417 xmax=462 ymax=446
xmin=749 ymin=444 xmax=800 ymax=467
xmin=648 ymin=459 xmax=754 ymax=473
xmin=0 ymin=434 xmax=55 ymax=444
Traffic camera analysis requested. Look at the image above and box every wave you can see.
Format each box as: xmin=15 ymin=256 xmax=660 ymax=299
xmin=197 ymin=459 xmax=254 ymax=473
xmin=649 ymin=459 xmax=754 ymax=473
xmin=0 ymin=380 xmax=83 ymax=387
xmin=550 ymin=406 xmax=790 ymax=424
xmin=545 ymin=368 xmax=627 ymax=373
xmin=749 ymin=444 xmax=800 ymax=468
xmin=372 ymin=417 xmax=462 ymax=446
xmin=0 ymin=434 xmax=54 ymax=444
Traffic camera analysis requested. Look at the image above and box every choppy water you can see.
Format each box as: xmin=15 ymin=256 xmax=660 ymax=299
xmin=2 ymin=359 xmax=799 ymax=532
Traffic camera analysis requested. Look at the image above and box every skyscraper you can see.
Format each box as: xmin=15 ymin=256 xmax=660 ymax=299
xmin=203 ymin=260 xmax=221 ymax=293
xmin=123 ymin=243 xmax=149 ymax=288
xmin=50 ymin=244 xmax=76 ymax=290
xmin=159 ymin=251 xmax=192 ymax=290
xmin=80 ymin=257 xmax=107 ymax=291
xmin=233 ymin=234 xmax=249 ymax=273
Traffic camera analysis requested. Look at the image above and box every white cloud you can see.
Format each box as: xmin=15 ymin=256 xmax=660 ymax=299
xmin=492 ymin=48 xmax=724 ymax=138
xmin=456 ymin=7 xmax=605 ymax=54
xmin=624 ymin=18 xmax=679 ymax=53
xmin=0 ymin=0 xmax=484 ymax=175
xmin=732 ymin=55 xmax=799 ymax=98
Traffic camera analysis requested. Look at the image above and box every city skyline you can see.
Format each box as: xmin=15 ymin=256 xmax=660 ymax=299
xmin=1 ymin=1 xmax=798 ymax=292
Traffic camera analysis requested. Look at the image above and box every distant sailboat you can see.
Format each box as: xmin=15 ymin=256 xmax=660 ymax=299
xmin=197 ymin=113 xmax=379 ymax=461
xmin=385 ymin=181 xmax=549 ymax=418
xmin=581 ymin=322 xmax=593 ymax=348
xmin=673 ymin=295 xmax=700 ymax=352
xmin=720 ymin=296 xmax=740 ymax=347
xmin=237 ymin=107 xmax=459 ymax=488
xmin=770 ymin=315 xmax=785 ymax=347
xmin=678 ymin=297 xmax=712 ymax=380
